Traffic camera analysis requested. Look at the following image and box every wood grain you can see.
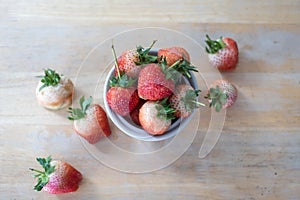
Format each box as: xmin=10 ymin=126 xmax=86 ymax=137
xmin=5 ymin=0 xmax=300 ymax=24
xmin=1 ymin=1 xmax=300 ymax=199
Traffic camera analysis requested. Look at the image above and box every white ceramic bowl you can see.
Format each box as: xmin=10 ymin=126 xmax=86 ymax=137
xmin=103 ymin=58 xmax=199 ymax=142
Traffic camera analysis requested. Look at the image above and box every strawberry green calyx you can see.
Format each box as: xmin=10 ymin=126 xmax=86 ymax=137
xmin=110 ymin=42 xmax=136 ymax=88
xmin=175 ymin=58 xmax=198 ymax=78
xmin=160 ymin=56 xmax=198 ymax=81
xmin=205 ymin=86 xmax=228 ymax=112
xmin=205 ymin=34 xmax=226 ymax=54
xmin=159 ymin=57 xmax=185 ymax=84
xmin=68 ymin=96 xmax=92 ymax=120
xmin=36 ymin=68 xmax=62 ymax=91
xmin=29 ymin=156 xmax=56 ymax=191
xmin=155 ymin=98 xmax=176 ymax=120
xmin=109 ymin=71 xmax=136 ymax=88
xmin=182 ymin=89 xmax=205 ymax=111
xmin=135 ymin=40 xmax=158 ymax=65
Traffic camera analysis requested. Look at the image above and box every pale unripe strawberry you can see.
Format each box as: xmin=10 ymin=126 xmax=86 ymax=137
xmin=68 ymin=96 xmax=111 ymax=144
xmin=36 ymin=68 xmax=74 ymax=110
xmin=205 ymin=79 xmax=238 ymax=112
xmin=114 ymin=40 xmax=157 ymax=78
xmin=139 ymin=99 xmax=175 ymax=135
xmin=169 ymin=84 xmax=205 ymax=118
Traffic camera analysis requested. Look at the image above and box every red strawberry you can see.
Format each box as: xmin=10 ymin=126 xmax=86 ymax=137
xmin=68 ymin=96 xmax=111 ymax=144
xmin=138 ymin=63 xmax=175 ymax=100
xmin=205 ymin=35 xmax=239 ymax=71
xmin=205 ymin=79 xmax=238 ymax=112
xmin=158 ymin=47 xmax=190 ymax=66
xmin=30 ymin=156 xmax=82 ymax=194
xmin=115 ymin=40 xmax=157 ymax=78
xmin=169 ymin=84 xmax=205 ymax=118
xmin=106 ymin=86 xmax=139 ymax=116
xmin=129 ymin=99 xmax=146 ymax=126
xmin=139 ymin=99 xmax=175 ymax=135
xmin=107 ymin=43 xmax=140 ymax=116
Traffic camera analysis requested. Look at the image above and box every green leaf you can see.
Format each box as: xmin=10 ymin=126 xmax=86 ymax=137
xmin=68 ymin=96 xmax=93 ymax=121
xmin=68 ymin=108 xmax=85 ymax=120
xmin=205 ymin=85 xmax=228 ymax=112
xmin=118 ymin=74 xmax=136 ymax=88
xmin=34 ymin=178 xmax=44 ymax=191
xmin=210 ymin=87 xmax=216 ymax=94
xmin=135 ymin=40 xmax=158 ymax=65
xmin=205 ymin=34 xmax=226 ymax=54
xmin=180 ymin=89 xmax=205 ymax=111
xmin=30 ymin=156 xmax=55 ymax=192
xmin=109 ymin=76 xmax=119 ymax=87
xmin=176 ymin=58 xmax=198 ymax=78
xmin=219 ymin=93 xmax=227 ymax=104
xmin=155 ymin=98 xmax=176 ymax=120
xmin=36 ymin=158 xmax=46 ymax=168
xmin=160 ymin=58 xmax=181 ymax=83
xmin=37 ymin=68 xmax=61 ymax=91
xmin=160 ymin=55 xmax=197 ymax=80
xmin=82 ymin=96 xmax=92 ymax=112
xmin=79 ymin=96 xmax=85 ymax=111
xmin=46 ymin=166 xmax=55 ymax=176
xmin=215 ymin=102 xmax=222 ymax=112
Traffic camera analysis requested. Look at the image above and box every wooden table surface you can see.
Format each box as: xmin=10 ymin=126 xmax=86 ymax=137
xmin=1 ymin=1 xmax=300 ymax=199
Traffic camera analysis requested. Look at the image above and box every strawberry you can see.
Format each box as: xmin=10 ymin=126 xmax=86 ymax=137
xmin=36 ymin=68 xmax=74 ymax=110
xmin=139 ymin=98 xmax=176 ymax=135
xmin=36 ymin=68 xmax=62 ymax=92
xmin=158 ymin=46 xmax=190 ymax=66
xmin=30 ymin=156 xmax=82 ymax=194
xmin=115 ymin=40 xmax=157 ymax=78
xmin=138 ymin=63 xmax=175 ymax=100
xmin=106 ymin=86 xmax=139 ymax=116
xmin=68 ymin=96 xmax=111 ymax=144
xmin=205 ymin=34 xmax=239 ymax=71
xmin=129 ymin=99 xmax=146 ymax=126
xmin=205 ymin=79 xmax=238 ymax=112
xmin=107 ymin=43 xmax=140 ymax=116
xmin=169 ymin=84 xmax=205 ymax=118
xmin=116 ymin=50 xmax=142 ymax=78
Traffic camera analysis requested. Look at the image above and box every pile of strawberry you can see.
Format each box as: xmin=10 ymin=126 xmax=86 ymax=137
xmin=31 ymin=35 xmax=240 ymax=195
xmin=106 ymin=41 xmax=205 ymax=135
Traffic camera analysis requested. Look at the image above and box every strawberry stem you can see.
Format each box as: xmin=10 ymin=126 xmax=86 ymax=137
xmin=148 ymin=40 xmax=157 ymax=49
xmin=168 ymin=59 xmax=181 ymax=69
xmin=111 ymin=41 xmax=121 ymax=80
xmin=110 ymin=41 xmax=137 ymax=88
xmin=192 ymin=100 xmax=206 ymax=107
xmin=29 ymin=168 xmax=45 ymax=174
